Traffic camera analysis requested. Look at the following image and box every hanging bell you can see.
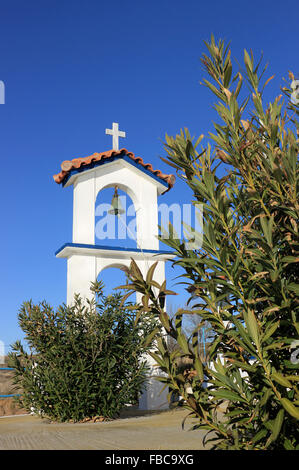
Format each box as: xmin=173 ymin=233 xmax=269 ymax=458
xmin=108 ymin=186 xmax=125 ymax=216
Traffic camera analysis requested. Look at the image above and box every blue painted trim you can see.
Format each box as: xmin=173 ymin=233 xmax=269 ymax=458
xmin=0 ymin=394 xmax=21 ymax=398
xmin=0 ymin=368 xmax=13 ymax=371
xmin=62 ymin=152 xmax=169 ymax=188
xmin=122 ymin=155 xmax=168 ymax=187
xmin=55 ymin=242 xmax=175 ymax=257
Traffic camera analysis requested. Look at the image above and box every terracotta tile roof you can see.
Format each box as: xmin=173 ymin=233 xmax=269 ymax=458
xmin=53 ymin=148 xmax=175 ymax=193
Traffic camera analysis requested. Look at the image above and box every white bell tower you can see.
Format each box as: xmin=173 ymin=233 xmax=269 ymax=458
xmin=53 ymin=123 xmax=175 ymax=410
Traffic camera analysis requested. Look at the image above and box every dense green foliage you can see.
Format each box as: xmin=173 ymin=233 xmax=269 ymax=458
xmin=121 ymin=37 xmax=299 ymax=449
xmin=9 ymin=283 xmax=155 ymax=422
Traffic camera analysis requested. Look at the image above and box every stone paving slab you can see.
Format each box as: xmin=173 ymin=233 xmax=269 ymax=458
xmin=0 ymin=409 xmax=209 ymax=450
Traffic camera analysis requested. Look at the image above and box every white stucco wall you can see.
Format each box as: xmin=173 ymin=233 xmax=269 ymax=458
xmin=57 ymin=158 xmax=174 ymax=410
xmin=71 ymin=159 xmax=164 ymax=250
xmin=62 ymin=247 xmax=171 ymax=410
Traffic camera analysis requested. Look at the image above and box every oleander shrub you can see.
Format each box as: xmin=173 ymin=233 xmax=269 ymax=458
xmin=9 ymin=282 xmax=156 ymax=422
xmin=121 ymin=36 xmax=299 ymax=449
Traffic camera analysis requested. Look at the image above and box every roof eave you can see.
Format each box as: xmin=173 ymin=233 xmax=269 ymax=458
xmin=53 ymin=149 xmax=175 ymax=193
xmin=60 ymin=154 xmax=172 ymax=194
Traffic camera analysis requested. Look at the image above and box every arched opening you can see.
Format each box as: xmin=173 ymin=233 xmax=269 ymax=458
xmin=97 ymin=264 xmax=136 ymax=304
xmin=95 ymin=186 xmax=138 ymax=250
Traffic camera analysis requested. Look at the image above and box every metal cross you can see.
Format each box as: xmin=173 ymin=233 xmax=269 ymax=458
xmin=105 ymin=122 xmax=126 ymax=150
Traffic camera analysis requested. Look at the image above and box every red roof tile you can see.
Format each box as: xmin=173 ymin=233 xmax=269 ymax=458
xmin=53 ymin=148 xmax=175 ymax=192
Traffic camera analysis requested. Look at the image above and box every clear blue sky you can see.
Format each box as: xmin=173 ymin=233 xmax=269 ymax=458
xmin=0 ymin=0 xmax=297 ymax=352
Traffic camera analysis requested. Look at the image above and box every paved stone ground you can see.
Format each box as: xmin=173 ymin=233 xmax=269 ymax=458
xmin=0 ymin=409 xmax=209 ymax=450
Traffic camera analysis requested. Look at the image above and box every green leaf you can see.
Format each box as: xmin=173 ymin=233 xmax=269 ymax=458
xmin=202 ymin=79 xmax=226 ymax=102
xmin=262 ymin=321 xmax=280 ymax=343
xmin=229 ymin=319 xmax=258 ymax=354
xmin=211 ymin=389 xmax=248 ymax=403
xmin=223 ymin=62 xmax=232 ymax=89
xmin=268 ymin=408 xmax=284 ymax=444
xmin=245 ymin=310 xmax=260 ymax=349
xmin=251 ymin=428 xmax=268 ymax=446
xmin=260 ymin=388 xmax=273 ymax=407
xmin=144 ymin=327 xmax=160 ymax=348
xmin=177 ymin=333 xmax=190 ymax=355
xmin=130 ymin=259 xmax=143 ymax=280
xmin=284 ymin=439 xmax=295 ymax=450
xmin=244 ymin=49 xmax=253 ymax=72
xmin=272 ymin=372 xmax=292 ymax=388
xmin=287 ymin=283 xmax=299 ymax=296
xmin=149 ymin=352 xmax=166 ymax=369
xmin=260 ymin=216 xmax=274 ymax=246
xmin=281 ymin=256 xmax=299 ymax=264
xmin=159 ymin=311 xmax=171 ymax=332
xmin=281 ymin=398 xmax=299 ymax=420
xmin=146 ymin=262 xmax=158 ymax=284
xmin=194 ymin=356 xmax=204 ymax=380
